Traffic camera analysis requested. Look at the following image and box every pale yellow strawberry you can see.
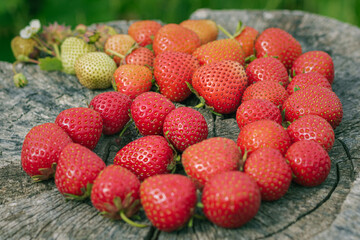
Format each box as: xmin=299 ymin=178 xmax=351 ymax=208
xmin=61 ymin=37 xmax=96 ymax=74
xmin=75 ymin=52 xmax=117 ymax=89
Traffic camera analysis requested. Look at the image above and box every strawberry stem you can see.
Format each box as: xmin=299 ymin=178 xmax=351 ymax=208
xmin=119 ymin=119 xmax=133 ymax=138
xmin=217 ymin=24 xmax=234 ymax=39
xmin=120 ymin=210 xmax=148 ymax=228
xmin=196 ymin=202 xmax=204 ymax=209
xmin=234 ymin=21 xmax=245 ymax=37
xmin=106 ymin=48 xmax=125 ymax=59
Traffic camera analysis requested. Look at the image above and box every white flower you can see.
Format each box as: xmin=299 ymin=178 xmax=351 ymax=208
xmin=20 ymin=26 xmax=33 ymax=39
xmin=29 ymin=19 xmax=41 ymax=33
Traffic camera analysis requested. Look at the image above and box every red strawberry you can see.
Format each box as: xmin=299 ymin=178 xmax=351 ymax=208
xmin=255 ymin=28 xmax=302 ymax=69
xmin=285 ymin=140 xmax=331 ymax=187
xmin=287 ymin=114 xmax=335 ymax=152
xmin=153 ymin=51 xmax=200 ymax=102
xmin=236 ymin=99 xmax=282 ymax=129
xmin=114 ymin=135 xmax=174 ymax=181
xmin=192 ymin=60 xmax=248 ymax=114
xmin=237 ymin=119 xmax=291 ymax=155
xmin=179 ymin=19 xmax=218 ymax=45
xmin=21 ymin=123 xmax=72 ymax=181
xmin=287 ymin=72 xmax=332 ymax=95
xmin=131 ymin=92 xmax=175 ymax=136
xmin=91 ymin=165 xmax=141 ymax=220
xmin=55 ymin=143 xmax=106 ymax=199
xmin=153 ymin=24 xmax=201 ymax=56
xmin=283 ymin=86 xmax=343 ymax=128
xmin=89 ymin=91 xmax=132 ymax=135
xmin=192 ymin=39 xmax=245 ymax=66
xmin=140 ymin=174 xmax=197 ymax=232
xmin=128 ymin=20 xmax=162 ymax=47
xmin=182 ymin=137 xmax=241 ymax=189
xmin=242 ymin=81 xmax=289 ymax=108
xmin=55 ymin=107 xmax=103 ymax=150
xmin=163 ymin=107 xmax=208 ymax=152
xmin=234 ymin=25 xmax=259 ymax=57
xmin=291 ymin=51 xmax=334 ymax=84
xmin=105 ymin=34 xmax=136 ymax=65
xmin=246 ymin=57 xmax=289 ymax=87
xmin=112 ymin=64 xmax=153 ymax=99
xmin=124 ymin=47 xmax=155 ymax=67
xmin=202 ymin=171 xmax=261 ymax=228
xmin=244 ymin=147 xmax=292 ymax=201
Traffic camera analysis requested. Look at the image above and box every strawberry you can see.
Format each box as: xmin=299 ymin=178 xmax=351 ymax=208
xmin=182 ymin=137 xmax=241 ymax=189
xmin=105 ymin=34 xmax=136 ymax=65
xmin=192 ymin=60 xmax=248 ymax=114
xmin=179 ymin=19 xmax=218 ymax=45
xmin=112 ymin=64 xmax=153 ymax=99
xmin=244 ymin=147 xmax=292 ymax=201
xmin=234 ymin=24 xmax=259 ymax=57
xmin=91 ymin=165 xmax=141 ymax=220
xmin=236 ymin=99 xmax=282 ymax=129
xmin=287 ymin=72 xmax=332 ymax=95
xmin=163 ymin=107 xmax=208 ymax=152
xmin=287 ymin=114 xmax=335 ymax=152
xmin=11 ymin=36 xmax=39 ymax=60
xmin=285 ymin=140 xmax=331 ymax=187
xmin=246 ymin=57 xmax=289 ymax=87
xmin=283 ymin=86 xmax=343 ymax=128
xmin=128 ymin=20 xmax=162 ymax=47
xmin=114 ymin=135 xmax=174 ymax=181
xmin=153 ymin=23 xmax=201 ymax=56
xmin=242 ymin=81 xmax=289 ymax=108
xmin=291 ymin=50 xmax=334 ymax=84
xmin=192 ymin=39 xmax=245 ymax=66
xmin=21 ymin=123 xmax=72 ymax=181
xmin=61 ymin=37 xmax=96 ymax=74
xmin=140 ymin=174 xmax=197 ymax=232
xmin=237 ymin=119 xmax=291 ymax=155
xmin=124 ymin=47 xmax=155 ymax=67
xmin=74 ymin=52 xmax=117 ymax=89
xmin=55 ymin=143 xmax=106 ymax=199
xmin=55 ymin=107 xmax=103 ymax=150
xmin=89 ymin=91 xmax=132 ymax=135
xmin=201 ymin=171 xmax=261 ymax=228
xmin=131 ymin=92 xmax=175 ymax=136
xmin=153 ymin=51 xmax=200 ymax=102
xmin=255 ymin=28 xmax=302 ymax=69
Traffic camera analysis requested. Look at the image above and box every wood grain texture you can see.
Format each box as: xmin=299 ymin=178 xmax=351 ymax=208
xmin=0 ymin=10 xmax=359 ymax=240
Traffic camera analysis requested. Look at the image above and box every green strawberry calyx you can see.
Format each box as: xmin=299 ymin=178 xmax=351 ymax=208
xmin=100 ymin=195 xmax=148 ymax=227
xmin=31 ymin=162 xmax=57 ymax=182
xmin=63 ymin=183 xmax=93 ymax=201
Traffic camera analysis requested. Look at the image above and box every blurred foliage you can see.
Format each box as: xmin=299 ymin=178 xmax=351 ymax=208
xmin=1 ymin=0 xmax=359 ymax=62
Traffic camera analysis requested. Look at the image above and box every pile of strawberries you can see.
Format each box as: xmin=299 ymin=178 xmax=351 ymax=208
xmin=20 ymin=19 xmax=343 ymax=232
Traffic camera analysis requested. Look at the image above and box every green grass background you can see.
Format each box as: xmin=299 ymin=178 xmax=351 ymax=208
xmin=1 ymin=0 xmax=359 ymax=62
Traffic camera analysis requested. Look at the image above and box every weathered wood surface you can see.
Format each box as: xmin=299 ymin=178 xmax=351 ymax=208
xmin=0 ymin=9 xmax=360 ymax=240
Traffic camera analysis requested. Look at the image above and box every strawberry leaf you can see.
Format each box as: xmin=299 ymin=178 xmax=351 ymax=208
xmin=38 ymin=57 xmax=63 ymax=71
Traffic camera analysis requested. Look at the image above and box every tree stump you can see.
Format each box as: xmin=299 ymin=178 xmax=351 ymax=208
xmin=0 ymin=9 xmax=359 ymax=240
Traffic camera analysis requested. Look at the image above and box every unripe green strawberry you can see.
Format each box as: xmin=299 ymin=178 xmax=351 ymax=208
xmin=75 ymin=52 xmax=117 ymax=89
xmin=61 ymin=37 xmax=96 ymax=74
xmin=11 ymin=36 xmax=39 ymax=60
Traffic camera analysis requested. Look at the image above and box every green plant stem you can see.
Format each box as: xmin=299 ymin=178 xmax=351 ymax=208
xmin=120 ymin=211 xmax=148 ymax=228
xmin=217 ymin=24 xmax=234 ymax=39
xmin=106 ymin=48 xmax=125 ymax=59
